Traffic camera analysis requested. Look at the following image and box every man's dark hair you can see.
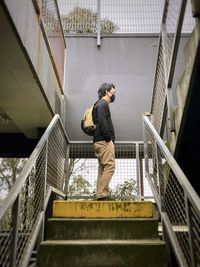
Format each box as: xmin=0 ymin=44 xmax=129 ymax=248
xmin=98 ymin=83 xmax=115 ymax=99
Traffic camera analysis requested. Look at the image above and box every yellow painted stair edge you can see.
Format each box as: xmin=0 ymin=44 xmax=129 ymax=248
xmin=53 ymin=201 xmax=153 ymax=218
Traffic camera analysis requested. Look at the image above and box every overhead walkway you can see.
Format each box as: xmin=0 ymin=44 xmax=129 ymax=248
xmin=0 ymin=0 xmax=66 ymax=156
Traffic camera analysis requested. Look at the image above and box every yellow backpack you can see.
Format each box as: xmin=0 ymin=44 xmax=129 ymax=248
xmin=81 ymin=102 xmax=98 ymax=136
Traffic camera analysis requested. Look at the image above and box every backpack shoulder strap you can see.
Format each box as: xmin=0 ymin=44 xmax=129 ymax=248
xmin=92 ymin=99 xmax=100 ymax=124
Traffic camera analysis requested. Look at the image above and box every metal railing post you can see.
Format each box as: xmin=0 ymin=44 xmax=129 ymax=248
xmin=186 ymin=198 xmax=196 ymax=267
xmin=143 ymin=138 xmax=148 ymax=173
xmin=97 ymin=0 xmax=101 ymax=47
xmin=143 ymin=113 xmax=152 ymax=175
xmin=10 ymin=196 xmax=20 ymax=267
xmin=64 ymin=145 xmax=70 ymax=197
xmin=139 ymin=145 xmax=144 ymax=200
xmin=155 ymin=142 xmax=165 ymax=212
xmin=167 ymin=0 xmax=188 ymax=89
xmin=136 ymin=143 xmax=141 ymax=200
xmin=41 ymin=140 xmax=48 ymax=241
xmin=162 ymin=24 xmax=175 ymax=132
xmin=35 ymin=141 xmax=48 ymax=259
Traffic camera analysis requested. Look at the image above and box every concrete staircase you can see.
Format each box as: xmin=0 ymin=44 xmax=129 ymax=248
xmin=38 ymin=201 xmax=167 ymax=267
xmin=168 ymin=21 xmax=200 ymax=154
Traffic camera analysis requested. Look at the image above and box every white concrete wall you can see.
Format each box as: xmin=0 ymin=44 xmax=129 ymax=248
xmin=64 ymin=36 xmax=188 ymax=141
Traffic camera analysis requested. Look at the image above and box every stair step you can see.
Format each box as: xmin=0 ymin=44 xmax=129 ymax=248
xmin=39 ymin=239 xmax=167 ymax=267
xmin=38 ymin=201 xmax=166 ymax=266
xmin=41 ymin=239 xmax=165 ymax=245
xmin=46 ymin=218 xmax=159 ymax=240
xmin=53 ymin=201 xmax=153 ymax=218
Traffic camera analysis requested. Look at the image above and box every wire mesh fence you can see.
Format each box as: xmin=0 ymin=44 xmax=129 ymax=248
xmin=41 ymin=0 xmax=66 ymax=88
xmin=58 ymin=0 xmax=165 ymax=34
xmin=150 ymin=0 xmax=195 ymax=134
xmin=100 ymin=0 xmax=164 ymax=33
xmin=143 ymin=115 xmax=200 ymax=267
xmin=67 ymin=142 xmax=153 ymax=200
xmin=57 ymin=0 xmax=195 ymax=35
xmin=0 ymin=145 xmax=46 ymax=267
xmin=0 ymin=116 xmax=68 ymax=267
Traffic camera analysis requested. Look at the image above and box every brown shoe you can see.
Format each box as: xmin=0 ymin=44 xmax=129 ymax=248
xmin=97 ymin=196 xmax=113 ymax=201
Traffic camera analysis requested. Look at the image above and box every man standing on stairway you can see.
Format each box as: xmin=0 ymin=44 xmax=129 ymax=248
xmin=93 ymin=83 xmax=116 ymax=201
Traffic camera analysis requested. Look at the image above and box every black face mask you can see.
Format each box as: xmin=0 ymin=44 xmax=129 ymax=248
xmin=110 ymin=94 xmax=115 ymax=103
xmin=106 ymin=92 xmax=115 ymax=103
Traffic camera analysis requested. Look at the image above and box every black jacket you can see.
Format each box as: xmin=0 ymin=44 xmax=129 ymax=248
xmin=93 ymin=99 xmax=115 ymax=143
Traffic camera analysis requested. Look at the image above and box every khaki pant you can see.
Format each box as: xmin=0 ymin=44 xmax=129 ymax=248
xmin=93 ymin=141 xmax=115 ymax=198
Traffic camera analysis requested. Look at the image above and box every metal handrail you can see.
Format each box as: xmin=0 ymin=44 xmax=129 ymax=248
xmin=0 ymin=114 xmax=69 ymax=267
xmin=143 ymin=115 xmax=200 ymax=267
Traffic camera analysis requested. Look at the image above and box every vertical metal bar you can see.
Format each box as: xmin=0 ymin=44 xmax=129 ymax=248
xmin=136 ymin=143 xmax=141 ymax=200
xmin=23 ymin=177 xmax=29 ymax=229
xmin=97 ymin=0 xmax=101 ymax=47
xmin=162 ymin=24 xmax=175 ymax=132
xmin=143 ymin=116 xmax=150 ymax=175
xmin=36 ymin=140 xmax=48 ymax=251
xmin=159 ymin=98 xmax=168 ymax=138
xmin=64 ymin=144 xmax=70 ymax=197
xmin=164 ymin=0 xmax=187 ymax=133
xmin=150 ymin=0 xmax=169 ymax=116
xmin=167 ymin=0 xmax=188 ymax=88
xmin=155 ymin=142 xmax=165 ymax=212
xmin=161 ymin=0 xmax=170 ymax=24
xmin=139 ymin=144 xmax=144 ymax=200
xmin=10 ymin=196 xmax=20 ymax=267
xmin=166 ymin=88 xmax=175 ymax=132
xmin=185 ymin=198 xmax=196 ymax=267
xmin=41 ymin=140 xmax=48 ymax=240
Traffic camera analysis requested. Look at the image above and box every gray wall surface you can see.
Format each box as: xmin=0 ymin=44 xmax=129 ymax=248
xmin=64 ymin=36 xmax=187 ymax=141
